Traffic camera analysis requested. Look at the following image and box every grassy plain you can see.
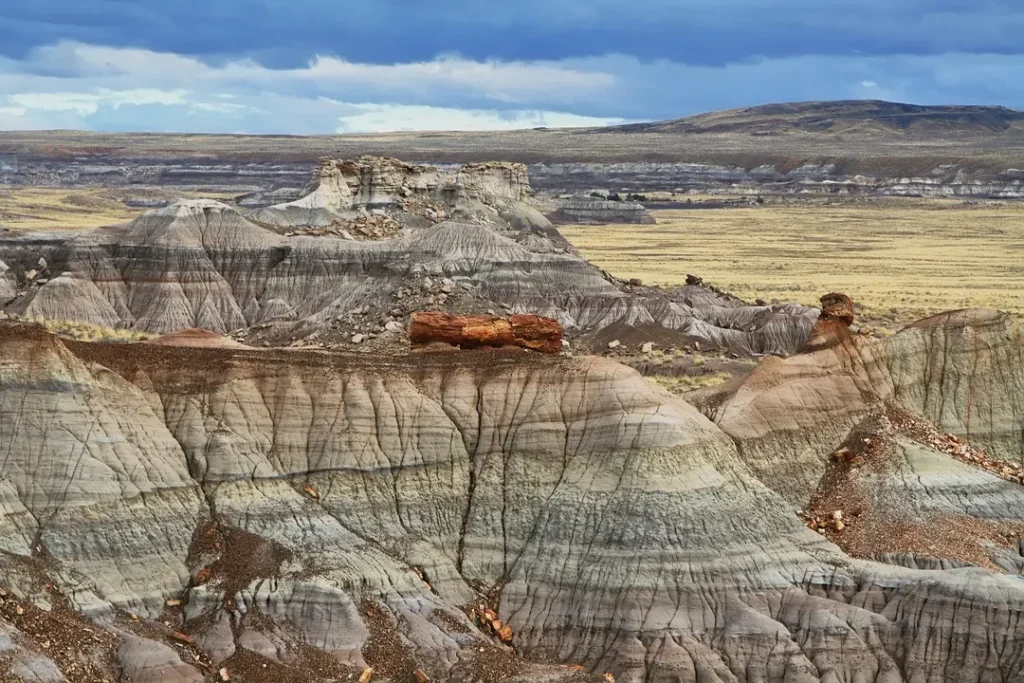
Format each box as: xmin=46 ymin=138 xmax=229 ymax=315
xmin=0 ymin=188 xmax=236 ymax=231
xmin=560 ymin=199 xmax=1024 ymax=322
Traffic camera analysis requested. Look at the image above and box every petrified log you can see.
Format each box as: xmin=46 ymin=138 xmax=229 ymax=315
xmin=408 ymin=312 xmax=563 ymax=353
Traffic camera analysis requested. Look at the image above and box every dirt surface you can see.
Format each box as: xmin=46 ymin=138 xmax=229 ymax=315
xmin=188 ymin=521 xmax=292 ymax=597
xmin=802 ymin=410 xmax=1024 ymax=569
xmin=0 ymin=553 xmax=121 ymax=681
xmin=361 ymin=599 xmax=422 ymax=682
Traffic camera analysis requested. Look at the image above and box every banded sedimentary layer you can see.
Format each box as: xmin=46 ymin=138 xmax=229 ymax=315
xmin=0 ymin=195 xmax=816 ymax=355
xmin=0 ymin=304 xmax=1022 ymax=681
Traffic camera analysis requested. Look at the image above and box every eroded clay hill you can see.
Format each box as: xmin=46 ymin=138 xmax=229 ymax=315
xmin=0 ymin=305 xmax=1022 ymax=682
xmin=0 ymin=157 xmax=816 ymax=355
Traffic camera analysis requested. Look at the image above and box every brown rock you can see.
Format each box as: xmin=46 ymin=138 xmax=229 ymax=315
xmin=414 ymin=670 xmax=431 ymax=683
xmin=498 ymin=625 xmax=513 ymax=643
xmin=819 ymin=292 xmax=855 ymax=325
xmin=408 ymin=312 xmax=563 ymax=354
xmin=801 ymin=292 xmax=856 ymax=352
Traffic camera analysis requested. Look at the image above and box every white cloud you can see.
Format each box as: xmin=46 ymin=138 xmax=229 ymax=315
xmin=10 ymin=88 xmax=188 ymax=116
xmin=1 ymin=40 xmax=1023 ymax=134
xmin=334 ymin=103 xmax=626 ymax=133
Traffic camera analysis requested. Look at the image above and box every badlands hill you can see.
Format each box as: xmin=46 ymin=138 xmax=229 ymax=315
xmin=0 ymin=303 xmax=1021 ymax=681
xmin=0 ymin=156 xmax=817 ymax=355
xmin=1 ymin=150 xmax=1024 ymax=681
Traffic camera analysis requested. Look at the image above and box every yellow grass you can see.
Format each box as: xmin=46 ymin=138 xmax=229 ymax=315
xmin=0 ymin=188 xmax=238 ymax=231
xmin=561 ymin=200 xmax=1024 ymax=322
xmin=647 ymin=373 xmax=732 ymax=395
xmin=1 ymin=313 xmax=154 ymax=342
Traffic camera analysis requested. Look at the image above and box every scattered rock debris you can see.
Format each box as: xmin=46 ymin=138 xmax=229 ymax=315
xmin=888 ymin=407 xmax=1024 ymax=484
xmin=800 ymin=408 xmax=1024 ymax=569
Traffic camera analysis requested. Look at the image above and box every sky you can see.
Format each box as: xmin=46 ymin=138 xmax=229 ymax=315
xmin=2 ymin=1 xmax=1023 ymax=134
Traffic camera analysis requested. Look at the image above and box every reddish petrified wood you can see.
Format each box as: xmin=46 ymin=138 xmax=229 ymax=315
xmin=408 ymin=312 xmax=563 ymax=354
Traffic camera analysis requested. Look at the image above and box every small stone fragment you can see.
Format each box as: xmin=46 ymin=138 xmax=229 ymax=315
xmin=641 ymin=342 xmax=654 ymax=354
xmin=414 ymin=670 xmax=431 ymax=683
xmin=166 ymin=598 xmax=182 ymax=607
xmin=359 ymin=666 xmax=374 ymax=683
xmin=219 ymin=667 xmax=231 ymax=681
xmin=351 ymin=334 xmax=365 ymax=344
xmin=304 ymin=485 xmax=319 ymax=499
xmin=498 ymin=624 xmax=513 ymax=642
xmin=607 ymin=340 xmax=621 ymax=349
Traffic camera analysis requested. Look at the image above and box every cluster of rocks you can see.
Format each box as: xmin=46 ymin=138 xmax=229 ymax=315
xmin=889 ymin=408 xmax=1024 ymax=485
xmin=466 ymin=605 xmax=514 ymax=645
xmin=282 ymin=214 xmax=402 ymax=240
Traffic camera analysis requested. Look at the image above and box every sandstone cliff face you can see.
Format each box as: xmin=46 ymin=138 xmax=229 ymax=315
xmin=0 ymin=199 xmax=816 ymax=355
xmin=0 ymin=312 xmax=1023 ymax=682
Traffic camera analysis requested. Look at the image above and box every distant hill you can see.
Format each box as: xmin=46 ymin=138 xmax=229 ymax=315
xmin=2 ymin=100 xmax=1024 ymax=181
xmin=604 ymin=100 xmax=1024 ymax=136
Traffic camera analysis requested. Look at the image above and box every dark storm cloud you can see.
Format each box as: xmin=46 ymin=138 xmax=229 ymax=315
xmin=3 ymin=0 xmax=1023 ymax=66
xmin=1 ymin=1 xmax=1022 ymax=133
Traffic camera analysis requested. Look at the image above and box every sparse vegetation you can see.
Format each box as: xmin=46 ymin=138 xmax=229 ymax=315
xmin=0 ymin=188 xmax=237 ymax=231
xmin=647 ymin=373 xmax=732 ymax=395
xmin=2 ymin=313 xmax=153 ymax=342
xmin=561 ymin=198 xmax=1024 ymax=322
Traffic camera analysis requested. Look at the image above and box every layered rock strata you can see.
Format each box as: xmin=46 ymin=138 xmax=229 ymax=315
xmin=547 ymin=197 xmax=656 ymax=225
xmin=0 ymin=198 xmax=817 ymax=356
xmin=0 ymin=312 xmax=1022 ymax=681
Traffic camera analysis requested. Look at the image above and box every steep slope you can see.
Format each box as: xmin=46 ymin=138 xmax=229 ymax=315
xmin=0 ymin=311 xmax=1023 ymax=681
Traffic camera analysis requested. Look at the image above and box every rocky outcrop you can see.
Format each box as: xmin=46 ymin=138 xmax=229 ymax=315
xmin=0 ymin=199 xmax=818 ymax=356
xmin=408 ymin=312 xmax=563 ymax=353
xmin=547 ymin=197 xmax=655 ymax=225
xmin=800 ymin=292 xmax=855 ymax=351
xmin=250 ymin=156 xmax=535 ymax=230
xmin=0 ymin=311 xmax=1023 ymax=681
